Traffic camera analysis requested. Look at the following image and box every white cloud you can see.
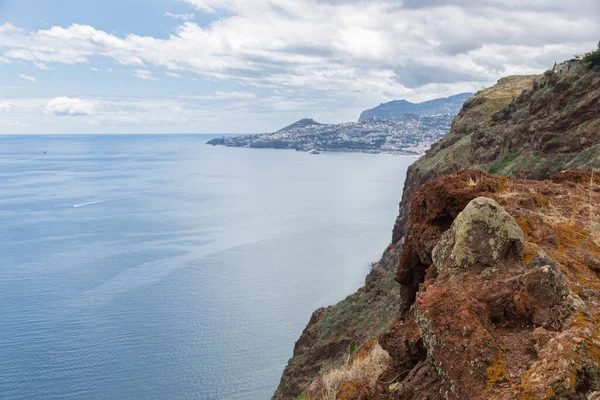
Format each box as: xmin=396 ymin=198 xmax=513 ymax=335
xmin=44 ymin=97 xmax=95 ymax=116
xmin=1 ymin=1 xmax=599 ymax=132
xmin=165 ymin=71 xmax=183 ymax=78
xmin=1 ymin=1 xmax=598 ymax=105
xmin=164 ymin=12 xmax=196 ymax=21
xmin=132 ymin=69 xmax=157 ymax=80
xmin=33 ymin=61 xmax=50 ymax=70
xmin=0 ymin=0 xmax=600 ymax=100
xmin=90 ymin=67 xmax=99 ymax=72
xmin=19 ymin=74 xmax=37 ymax=82
xmin=0 ymin=91 xmax=324 ymax=133
xmin=0 ymin=101 xmax=15 ymax=112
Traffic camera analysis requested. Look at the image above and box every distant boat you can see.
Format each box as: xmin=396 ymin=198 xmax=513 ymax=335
xmin=309 ymin=149 xmax=320 ymax=154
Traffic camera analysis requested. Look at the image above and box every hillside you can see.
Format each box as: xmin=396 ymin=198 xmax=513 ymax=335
xmin=276 ymin=118 xmax=322 ymax=132
xmin=207 ymin=114 xmax=454 ymax=154
xmin=274 ymin=65 xmax=600 ymax=399
xmin=358 ymin=93 xmax=474 ymax=122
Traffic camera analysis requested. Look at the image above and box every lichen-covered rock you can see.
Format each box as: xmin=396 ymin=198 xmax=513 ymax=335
xmin=432 ymin=197 xmax=524 ymax=275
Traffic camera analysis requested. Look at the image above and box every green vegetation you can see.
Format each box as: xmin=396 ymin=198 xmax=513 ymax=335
xmin=583 ymin=41 xmax=600 ymax=70
xmin=314 ymin=268 xmax=400 ymax=341
xmin=482 ymin=147 xmax=600 ymax=179
xmin=488 ymin=153 xmax=516 ymax=174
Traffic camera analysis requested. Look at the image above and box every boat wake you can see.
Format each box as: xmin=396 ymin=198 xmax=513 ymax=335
xmin=73 ymin=200 xmax=109 ymax=208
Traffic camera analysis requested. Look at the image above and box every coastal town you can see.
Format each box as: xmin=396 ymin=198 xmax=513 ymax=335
xmin=206 ymin=114 xmax=454 ymax=155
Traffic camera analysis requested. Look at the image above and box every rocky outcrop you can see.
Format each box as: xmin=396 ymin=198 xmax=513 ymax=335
xmin=274 ymin=64 xmax=600 ymax=399
xmin=375 ymin=170 xmax=600 ymax=399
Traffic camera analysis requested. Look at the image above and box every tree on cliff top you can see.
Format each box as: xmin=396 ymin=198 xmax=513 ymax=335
xmin=583 ymin=41 xmax=600 ymax=70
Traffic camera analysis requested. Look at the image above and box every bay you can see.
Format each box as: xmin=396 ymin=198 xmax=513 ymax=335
xmin=0 ymin=135 xmax=413 ymax=399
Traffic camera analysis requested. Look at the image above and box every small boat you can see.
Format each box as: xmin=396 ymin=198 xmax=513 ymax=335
xmin=309 ymin=149 xmax=320 ymax=154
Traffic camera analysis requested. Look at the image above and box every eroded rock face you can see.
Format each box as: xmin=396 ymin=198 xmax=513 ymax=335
xmin=404 ymin=197 xmax=584 ymax=398
xmin=374 ymin=172 xmax=600 ymax=400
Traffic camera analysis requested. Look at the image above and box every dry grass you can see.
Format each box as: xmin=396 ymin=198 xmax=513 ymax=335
xmin=466 ymin=176 xmax=478 ymax=187
xmin=591 ymin=169 xmax=600 ymax=245
xmin=474 ymin=75 xmax=541 ymax=116
xmin=318 ymin=343 xmax=391 ymax=400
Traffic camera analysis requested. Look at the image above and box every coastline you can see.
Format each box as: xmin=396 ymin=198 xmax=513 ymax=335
xmin=207 ymin=142 xmax=423 ymax=157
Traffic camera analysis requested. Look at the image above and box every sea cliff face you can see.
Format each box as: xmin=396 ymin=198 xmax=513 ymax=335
xmin=274 ymin=66 xmax=600 ymax=399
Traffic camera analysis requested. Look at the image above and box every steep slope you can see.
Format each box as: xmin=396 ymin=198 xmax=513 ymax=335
xmin=274 ymin=66 xmax=600 ymax=400
xmin=393 ymin=69 xmax=600 ymax=245
xmin=359 ymin=93 xmax=474 ymax=122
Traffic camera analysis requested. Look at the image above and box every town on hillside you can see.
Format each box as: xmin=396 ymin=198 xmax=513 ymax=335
xmin=206 ymin=93 xmax=475 ymax=155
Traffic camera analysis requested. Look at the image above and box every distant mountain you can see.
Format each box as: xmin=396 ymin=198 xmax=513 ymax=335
xmin=277 ymin=118 xmax=322 ymax=132
xmin=358 ymin=92 xmax=474 ymax=122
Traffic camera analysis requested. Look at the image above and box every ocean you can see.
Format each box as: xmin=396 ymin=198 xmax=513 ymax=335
xmin=0 ymin=135 xmax=414 ymax=399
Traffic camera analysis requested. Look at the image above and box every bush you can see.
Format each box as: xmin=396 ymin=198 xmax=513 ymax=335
xmin=583 ymin=50 xmax=600 ymax=70
xmin=583 ymin=41 xmax=600 ymax=70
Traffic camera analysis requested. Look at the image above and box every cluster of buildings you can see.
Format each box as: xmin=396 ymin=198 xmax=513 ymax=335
xmin=211 ymin=114 xmax=453 ymax=155
xmin=553 ymin=56 xmax=583 ymax=74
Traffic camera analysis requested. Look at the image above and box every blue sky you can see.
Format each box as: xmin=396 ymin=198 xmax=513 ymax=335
xmin=0 ymin=0 xmax=599 ymax=134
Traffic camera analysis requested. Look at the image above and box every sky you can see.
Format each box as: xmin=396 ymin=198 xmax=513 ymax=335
xmin=0 ymin=0 xmax=599 ymax=134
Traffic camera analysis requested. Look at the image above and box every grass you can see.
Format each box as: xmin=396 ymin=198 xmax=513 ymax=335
xmin=568 ymin=145 xmax=600 ymax=170
xmin=474 ymin=75 xmax=540 ymax=116
xmin=488 ymin=152 xmax=516 ymax=174
xmin=319 ymin=343 xmax=391 ymax=400
xmin=314 ymin=268 xmax=400 ymax=341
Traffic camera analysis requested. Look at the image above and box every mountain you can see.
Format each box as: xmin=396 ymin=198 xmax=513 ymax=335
xmin=276 ymin=118 xmax=322 ymax=132
xmin=358 ymin=92 xmax=474 ymax=121
xmin=274 ymin=63 xmax=600 ymax=399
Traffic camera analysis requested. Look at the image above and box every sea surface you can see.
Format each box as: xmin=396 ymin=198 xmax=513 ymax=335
xmin=0 ymin=135 xmax=414 ymax=400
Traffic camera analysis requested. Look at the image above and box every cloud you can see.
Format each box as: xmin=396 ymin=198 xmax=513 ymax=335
xmin=165 ymin=71 xmax=183 ymax=78
xmin=33 ymin=61 xmax=50 ymax=70
xmin=0 ymin=91 xmax=326 ymax=133
xmin=164 ymin=12 xmax=196 ymax=21
xmin=44 ymin=97 xmax=95 ymax=116
xmin=90 ymin=67 xmax=99 ymax=72
xmin=132 ymin=69 xmax=157 ymax=80
xmin=19 ymin=74 xmax=37 ymax=82
xmin=1 ymin=1 xmax=597 ymax=102
xmin=1 ymin=1 xmax=599 ymax=132
xmin=0 ymin=101 xmax=15 ymax=112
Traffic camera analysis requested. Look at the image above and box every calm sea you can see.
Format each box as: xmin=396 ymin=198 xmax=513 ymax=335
xmin=0 ymin=135 xmax=414 ymax=400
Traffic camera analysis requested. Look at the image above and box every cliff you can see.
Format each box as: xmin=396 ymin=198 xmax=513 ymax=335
xmin=274 ymin=65 xmax=600 ymax=399
xmin=358 ymin=93 xmax=474 ymax=122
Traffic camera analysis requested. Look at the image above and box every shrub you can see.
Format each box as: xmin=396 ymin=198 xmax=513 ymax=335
xmin=583 ymin=41 xmax=600 ymax=70
xmin=583 ymin=50 xmax=600 ymax=70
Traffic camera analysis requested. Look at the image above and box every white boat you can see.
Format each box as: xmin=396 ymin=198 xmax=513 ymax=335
xmin=309 ymin=149 xmax=320 ymax=154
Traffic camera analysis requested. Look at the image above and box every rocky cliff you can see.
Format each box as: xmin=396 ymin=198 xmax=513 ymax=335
xmin=274 ymin=65 xmax=600 ymax=400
